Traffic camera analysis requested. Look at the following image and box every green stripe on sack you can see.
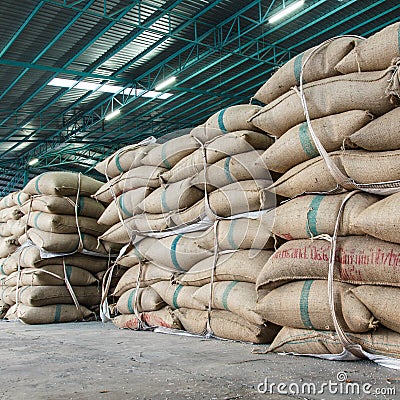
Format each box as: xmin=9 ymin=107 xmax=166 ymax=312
xmin=118 ymin=193 xmax=132 ymax=218
xmin=65 ymin=265 xmax=72 ymax=281
xmin=161 ymin=189 xmax=170 ymax=213
xmin=172 ymin=284 xmax=184 ymax=309
xmin=227 ymin=219 xmax=238 ymax=250
xmin=221 ymin=281 xmax=239 ymax=311
xmin=223 ymin=157 xmax=235 ymax=184
xmin=53 ymin=304 xmax=62 ymax=323
xmin=33 ymin=212 xmax=42 ymax=230
xmin=306 ymin=195 xmax=324 ymax=237
xmin=161 ymin=144 xmax=171 ymax=169
xmin=34 ymin=174 xmax=44 ymax=195
xmin=299 ymin=280 xmax=315 ymax=329
xmin=0 ymin=263 xmax=5 ymax=275
xmin=298 ymin=122 xmax=319 ymax=158
xmin=217 ymin=108 xmax=228 ymax=133
xmin=16 ymin=192 xmax=22 ymax=206
xmin=115 ymin=153 xmax=124 ymax=174
xmin=127 ymin=289 xmax=137 ymax=314
xmin=170 ymin=234 xmax=184 ymax=271
xmin=77 ymin=196 xmax=84 ymax=215
xmin=293 ymin=52 xmax=304 ymax=85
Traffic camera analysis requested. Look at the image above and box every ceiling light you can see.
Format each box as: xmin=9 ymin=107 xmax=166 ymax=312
xmin=155 ymin=76 xmax=176 ymax=91
xmin=268 ymin=0 xmax=305 ymax=23
xmin=28 ymin=158 xmax=39 ymax=166
xmin=105 ymin=109 xmax=121 ymax=121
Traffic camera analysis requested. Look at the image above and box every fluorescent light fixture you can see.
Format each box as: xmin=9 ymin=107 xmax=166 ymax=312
xmin=268 ymin=0 xmax=304 ymax=23
xmin=48 ymin=78 xmax=173 ymax=99
xmin=28 ymin=158 xmax=39 ymax=166
xmin=105 ymin=109 xmax=121 ymax=121
xmin=155 ymin=76 xmax=176 ymax=91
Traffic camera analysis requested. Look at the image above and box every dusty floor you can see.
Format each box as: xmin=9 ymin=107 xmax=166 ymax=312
xmin=0 ymin=321 xmax=399 ymax=400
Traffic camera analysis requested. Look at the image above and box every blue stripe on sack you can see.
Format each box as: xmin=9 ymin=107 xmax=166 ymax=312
xmin=16 ymin=192 xmax=22 ymax=206
xmin=227 ymin=219 xmax=238 ymax=250
xmin=161 ymin=189 xmax=170 ymax=213
xmin=53 ymin=304 xmax=62 ymax=323
xmin=115 ymin=153 xmax=124 ymax=173
xmin=221 ymin=281 xmax=239 ymax=311
xmin=293 ymin=52 xmax=304 ymax=85
xmin=77 ymin=196 xmax=84 ymax=215
xmin=171 ymin=234 xmax=184 ymax=272
xmin=299 ymin=280 xmax=315 ymax=329
xmin=33 ymin=212 xmax=42 ymax=230
xmin=298 ymin=122 xmax=319 ymax=158
xmin=34 ymin=173 xmax=44 ymax=195
xmin=223 ymin=156 xmax=235 ymax=184
xmin=118 ymin=193 xmax=132 ymax=218
xmin=398 ymin=23 xmax=400 ymax=53
xmin=65 ymin=265 xmax=72 ymax=281
xmin=172 ymin=284 xmax=184 ymax=309
xmin=217 ymin=108 xmax=228 ymax=133
xmin=161 ymin=144 xmax=171 ymax=169
xmin=127 ymin=289 xmax=137 ymax=314
xmin=307 ymin=195 xmax=324 ymax=237
xmin=0 ymin=263 xmax=5 ymax=275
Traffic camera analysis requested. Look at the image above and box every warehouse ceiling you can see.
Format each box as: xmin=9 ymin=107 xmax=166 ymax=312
xmin=0 ymin=0 xmax=398 ymax=193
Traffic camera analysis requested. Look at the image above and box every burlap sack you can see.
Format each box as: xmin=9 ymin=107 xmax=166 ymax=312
xmin=1 ymin=286 xmax=16 ymax=306
xmin=116 ymin=286 xmax=165 ymax=314
xmin=22 ymin=211 xmax=108 ymax=236
xmin=271 ymin=192 xmax=378 ymax=240
xmin=115 ymin=239 xmax=155 ymax=267
xmin=348 ymin=285 xmax=400 ymax=334
xmin=5 ymin=303 xmax=94 ymax=324
xmin=0 ymin=223 xmax=12 ymax=237
xmin=170 ymin=199 xmax=206 ymax=226
xmin=95 ymin=265 xmax=127 ymax=288
xmin=93 ymin=166 xmax=166 ymax=203
xmin=254 ymin=37 xmax=355 ymax=105
xmin=141 ymin=134 xmax=200 ymax=169
xmin=260 ymin=111 xmax=371 ymax=173
xmin=95 ymin=143 xmax=159 ymax=177
xmin=23 ymin=172 xmax=103 ymax=197
xmin=97 ymin=187 xmax=151 ymax=226
xmin=249 ymin=70 xmax=395 ymax=136
xmin=113 ymin=262 xmax=174 ymax=297
xmin=7 ymin=219 xmax=25 ymax=237
xmin=269 ymin=149 xmax=400 ymax=198
xmin=178 ymin=250 xmax=273 ymax=287
xmin=113 ymin=306 xmax=182 ymax=330
xmin=335 ymin=22 xmax=400 ymax=74
xmin=0 ymin=206 xmax=23 ymax=222
xmin=175 ymin=308 xmax=280 ymax=343
xmin=193 ymin=281 xmax=264 ymax=325
xmin=5 ymin=265 xmax=97 ymax=286
xmin=161 ymin=131 xmax=274 ymax=183
xmin=21 ymin=195 xmax=105 ymax=219
xmin=353 ymin=191 xmax=400 ymax=244
xmin=0 ymin=191 xmax=30 ymax=210
xmin=138 ymin=178 xmax=203 ymax=214
xmin=268 ymin=326 xmax=400 ymax=358
xmin=0 ymin=237 xmax=19 ymax=258
xmin=151 ymin=281 xmax=205 ymax=310
xmin=0 ymin=298 xmax=9 ymax=318
xmin=255 ymin=280 xmax=373 ymax=333
xmin=256 ymin=236 xmax=400 ymax=297
xmin=12 ymin=285 xmax=101 ymax=307
xmin=0 ymin=257 xmax=16 ymax=275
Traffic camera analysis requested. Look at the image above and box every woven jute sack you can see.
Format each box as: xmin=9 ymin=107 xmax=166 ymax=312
xmin=97 ymin=187 xmax=151 ymax=226
xmin=256 ymin=236 xmax=400 ymax=297
xmin=0 ymin=206 xmax=23 ymax=222
xmin=0 ymin=237 xmax=19 ymax=258
xmin=255 ymin=279 xmax=374 ymax=333
xmin=0 ymin=223 xmax=11 ymax=237
xmin=0 ymin=257 xmax=17 ymax=275
xmin=151 ymin=281 xmax=206 ymax=310
xmin=12 ymin=285 xmax=101 ymax=307
xmin=260 ymin=110 xmax=371 ymax=173
xmin=271 ymin=192 xmax=378 ymax=240
xmin=7 ymin=219 xmax=26 ymax=238
xmin=193 ymin=281 xmax=264 ymax=325
xmin=141 ymin=134 xmax=200 ymax=169
xmin=353 ymin=191 xmax=400 ymax=244
xmin=175 ymin=308 xmax=280 ymax=343
xmin=0 ymin=191 xmax=30 ymax=210
xmin=170 ymin=199 xmax=206 ymax=227
xmin=254 ymin=37 xmax=355 ymax=105
xmin=115 ymin=238 xmax=155 ymax=268
xmin=138 ymin=178 xmax=203 ymax=214
xmin=112 ymin=262 xmax=174 ymax=297
xmin=161 ymin=131 xmax=274 ymax=184
xmin=95 ymin=143 xmax=159 ymax=178
xmin=346 ymin=285 xmax=400 ymax=334
xmin=335 ymin=22 xmax=400 ymax=74
xmin=21 ymin=195 xmax=105 ymax=219
xmin=93 ymin=165 xmax=166 ymax=203
xmin=113 ymin=306 xmax=182 ymax=330
xmin=116 ymin=286 xmax=165 ymax=314
xmin=1 ymin=286 xmax=16 ymax=306
xmin=268 ymin=326 xmax=400 ymax=358
xmin=24 ymin=172 xmax=103 ymax=197
xmin=249 ymin=70 xmax=396 ymax=137
xmin=5 ymin=303 xmax=94 ymax=324
xmin=0 ymin=298 xmax=9 ymax=318
xmin=178 ymin=250 xmax=273 ymax=287
xmin=269 ymin=149 xmax=400 ymax=198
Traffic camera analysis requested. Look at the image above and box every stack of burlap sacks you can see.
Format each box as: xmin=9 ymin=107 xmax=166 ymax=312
xmin=250 ymin=22 xmax=400 ymax=358
xmin=0 ymin=191 xmax=30 ymax=317
xmin=94 ymin=109 xmax=281 ymax=342
xmin=2 ymin=171 xmax=119 ymax=324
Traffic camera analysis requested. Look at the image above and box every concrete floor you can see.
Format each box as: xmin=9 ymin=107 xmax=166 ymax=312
xmin=0 ymin=321 xmax=399 ymax=400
